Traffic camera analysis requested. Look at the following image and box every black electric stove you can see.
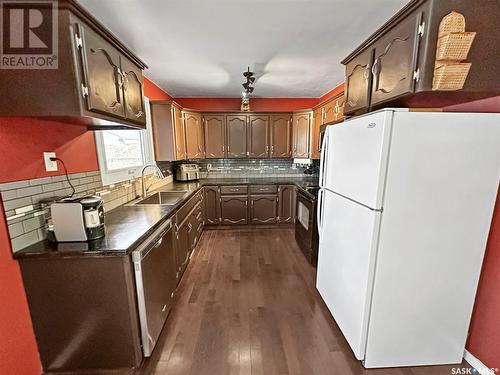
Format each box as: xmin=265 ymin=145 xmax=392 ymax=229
xmin=295 ymin=184 xmax=320 ymax=267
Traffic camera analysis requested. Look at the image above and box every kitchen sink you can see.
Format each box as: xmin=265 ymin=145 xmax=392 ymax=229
xmin=133 ymin=191 xmax=187 ymax=206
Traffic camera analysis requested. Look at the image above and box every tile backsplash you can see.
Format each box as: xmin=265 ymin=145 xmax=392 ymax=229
xmin=1 ymin=169 xmax=173 ymax=252
xmin=173 ymin=158 xmax=319 ymax=178
xmin=0 ymin=159 xmax=315 ymax=252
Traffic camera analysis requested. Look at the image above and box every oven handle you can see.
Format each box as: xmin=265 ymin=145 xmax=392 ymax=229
xmin=317 ymin=188 xmax=324 ymax=236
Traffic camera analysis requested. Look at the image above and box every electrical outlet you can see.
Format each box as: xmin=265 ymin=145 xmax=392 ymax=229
xmin=43 ymin=152 xmax=58 ymax=172
xmin=207 ymin=163 xmax=212 ymax=171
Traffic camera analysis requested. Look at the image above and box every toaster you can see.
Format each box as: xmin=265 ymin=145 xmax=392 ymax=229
xmin=175 ymin=164 xmax=200 ymax=181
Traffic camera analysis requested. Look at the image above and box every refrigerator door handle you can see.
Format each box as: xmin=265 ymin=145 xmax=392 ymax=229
xmin=317 ymin=188 xmax=324 ymax=236
xmin=319 ymin=130 xmax=329 ymax=188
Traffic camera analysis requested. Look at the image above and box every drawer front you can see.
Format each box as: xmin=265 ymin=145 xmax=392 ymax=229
xmin=249 ymin=185 xmax=277 ymax=194
xmin=220 ymin=185 xmax=248 ymax=195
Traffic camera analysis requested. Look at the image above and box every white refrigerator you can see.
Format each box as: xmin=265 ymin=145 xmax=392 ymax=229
xmin=316 ymin=109 xmax=500 ymax=368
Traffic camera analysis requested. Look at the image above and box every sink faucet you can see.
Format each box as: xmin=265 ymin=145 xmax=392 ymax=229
xmin=141 ymin=164 xmax=166 ymax=198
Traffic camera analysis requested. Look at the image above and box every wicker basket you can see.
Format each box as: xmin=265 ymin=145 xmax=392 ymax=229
xmin=436 ymin=32 xmax=476 ymax=60
xmin=439 ymin=11 xmax=465 ymax=35
xmin=432 ymin=62 xmax=472 ymax=91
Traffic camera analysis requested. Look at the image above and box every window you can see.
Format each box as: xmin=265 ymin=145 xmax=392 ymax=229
xmin=95 ymin=97 xmax=156 ymax=185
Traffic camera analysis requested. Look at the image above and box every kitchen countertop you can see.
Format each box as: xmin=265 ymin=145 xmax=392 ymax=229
xmin=14 ymin=176 xmax=318 ymax=259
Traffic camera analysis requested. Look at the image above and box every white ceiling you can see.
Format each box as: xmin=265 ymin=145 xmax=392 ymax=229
xmin=78 ymin=0 xmax=408 ymax=98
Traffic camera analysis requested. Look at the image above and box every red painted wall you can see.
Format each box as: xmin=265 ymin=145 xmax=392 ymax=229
xmin=318 ymin=83 xmax=345 ymax=103
xmin=444 ymin=96 xmax=500 ymax=369
xmin=143 ymin=77 xmax=173 ymax=101
xmin=175 ymin=97 xmax=319 ymax=112
xmin=0 ymin=118 xmax=99 ymax=375
xmin=0 ymin=202 xmax=41 ymax=375
xmin=0 ymin=78 xmax=172 ymax=375
xmin=0 ymin=118 xmax=98 ymax=183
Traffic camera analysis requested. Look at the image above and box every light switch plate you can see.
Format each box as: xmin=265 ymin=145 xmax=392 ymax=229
xmin=43 ymin=152 xmax=58 ymax=172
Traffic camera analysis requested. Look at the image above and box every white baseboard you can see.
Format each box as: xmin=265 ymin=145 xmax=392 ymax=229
xmin=464 ymin=350 xmax=497 ymax=375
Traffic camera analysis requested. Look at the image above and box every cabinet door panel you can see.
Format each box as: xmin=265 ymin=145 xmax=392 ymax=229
xmin=226 ymin=115 xmax=247 ymax=158
xmin=311 ymin=108 xmax=323 ymax=159
xmin=371 ymin=12 xmax=422 ymax=106
xmin=344 ymin=48 xmax=374 ymax=115
xmin=173 ymin=106 xmax=186 ymax=160
xmin=184 ymin=111 xmax=204 ymax=159
xmin=221 ymin=196 xmax=248 ymax=225
xmin=204 ymin=186 xmax=221 ymax=225
xmin=250 ymin=195 xmax=277 ymax=224
xmin=175 ymin=219 xmax=190 ymax=276
xmin=121 ymin=57 xmax=146 ymax=126
xmin=270 ymin=114 xmax=292 ymax=158
xmin=292 ymin=112 xmax=310 ymax=158
xmin=248 ymin=115 xmax=269 ymax=158
xmin=79 ymin=24 xmax=125 ymax=118
xmin=323 ymin=100 xmax=336 ymax=124
xmin=188 ymin=210 xmax=199 ymax=251
xmin=334 ymin=94 xmax=345 ymax=122
xmin=204 ymin=115 xmax=225 ymax=158
xmin=278 ymin=185 xmax=296 ymax=223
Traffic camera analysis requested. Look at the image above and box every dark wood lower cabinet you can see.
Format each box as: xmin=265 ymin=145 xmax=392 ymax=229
xmin=174 ymin=190 xmax=204 ymax=277
xmin=250 ymin=195 xmax=277 ymax=224
xmin=278 ymin=185 xmax=296 ymax=224
xmin=204 ymin=186 xmax=221 ymax=225
xmin=221 ymin=196 xmax=248 ymax=225
xmin=175 ymin=215 xmax=191 ymax=277
xmin=210 ymin=185 xmax=297 ymax=226
xmin=19 ymin=256 xmax=143 ymax=373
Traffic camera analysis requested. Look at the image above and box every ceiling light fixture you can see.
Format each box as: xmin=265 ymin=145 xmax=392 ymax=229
xmin=241 ymin=66 xmax=255 ymax=112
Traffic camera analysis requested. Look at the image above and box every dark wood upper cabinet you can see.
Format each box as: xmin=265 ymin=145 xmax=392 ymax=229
xmin=77 ymin=23 xmax=126 ymax=120
xmin=270 ymin=114 xmax=292 ymax=158
xmin=204 ymin=186 xmax=221 ymax=225
xmin=342 ymin=0 xmax=500 ymax=113
xmin=370 ymin=11 xmax=423 ymax=107
xmin=150 ymin=101 xmax=186 ymax=161
xmin=173 ymin=106 xmax=187 ymax=160
xmin=184 ymin=111 xmax=204 ymax=159
xmin=121 ymin=57 xmax=146 ymax=124
xmin=292 ymin=112 xmax=311 ymax=158
xmin=250 ymin=195 xmax=277 ymax=224
xmin=322 ymin=99 xmax=336 ymax=125
xmin=204 ymin=115 xmax=226 ymax=158
xmin=226 ymin=115 xmax=247 ymax=158
xmin=310 ymin=108 xmax=323 ymax=159
xmin=344 ymin=48 xmax=374 ymax=115
xmin=334 ymin=94 xmax=346 ymax=122
xmin=221 ymin=196 xmax=248 ymax=225
xmin=248 ymin=115 xmax=270 ymax=158
xmin=0 ymin=2 xmax=148 ymax=129
xmin=278 ymin=185 xmax=296 ymax=224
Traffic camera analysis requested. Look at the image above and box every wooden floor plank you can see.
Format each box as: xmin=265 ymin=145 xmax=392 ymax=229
xmin=142 ymin=228 xmax=471 ymax=375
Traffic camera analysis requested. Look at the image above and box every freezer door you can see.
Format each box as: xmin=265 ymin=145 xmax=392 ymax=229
xmin=323 ymin=110 xmax=393 ymax=209
xmin=316 ymin=190 xmax=381 ymax=360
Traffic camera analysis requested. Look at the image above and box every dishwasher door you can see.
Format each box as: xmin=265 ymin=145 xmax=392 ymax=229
xmin=132 ymin=219 xmax=176 ymax=357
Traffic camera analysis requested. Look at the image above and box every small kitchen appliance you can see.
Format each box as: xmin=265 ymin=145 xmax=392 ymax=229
xmin=50 ymin=196 xmax=105 ymax=242
xmin=175 ymin=164 xmax=199 ymax=181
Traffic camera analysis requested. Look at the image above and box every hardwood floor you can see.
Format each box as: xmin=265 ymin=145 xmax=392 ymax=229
xmin=141 ymin=228 xmax=471 ymax=375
